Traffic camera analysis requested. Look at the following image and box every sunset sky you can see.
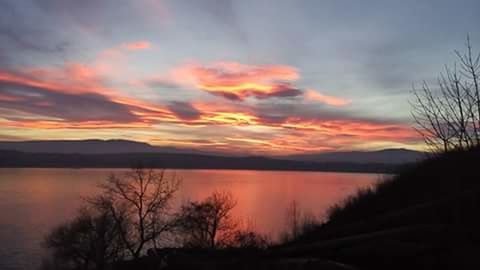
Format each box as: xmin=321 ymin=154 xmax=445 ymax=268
xmin=1 ymin=0 xmax=479 ymax=155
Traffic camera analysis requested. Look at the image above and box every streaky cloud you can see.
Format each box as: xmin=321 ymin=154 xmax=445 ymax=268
xmin=305 ymin=89 xmax=351 ymax=106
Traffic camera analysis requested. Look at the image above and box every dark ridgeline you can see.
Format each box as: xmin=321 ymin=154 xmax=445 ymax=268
xmin=0 ymin=139 xmax=425 ymax=173
xmin=0 ymin=149 xmax=402 ymax=173
xmin=0 ymin=139 xmax=425 ymax=164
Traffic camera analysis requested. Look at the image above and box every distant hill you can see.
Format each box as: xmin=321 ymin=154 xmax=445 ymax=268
xmin=0 ymin=150 xmax=400 ymax=173
xmin=0 ymin=140 xmax=424 ymax=172
xmin=0 ymin=139 xmax=221 ymax=156
xmin=0 ymin=140 xmax=424 ymax=165
xmin=284 ymin=148 xmax=426 ymax=165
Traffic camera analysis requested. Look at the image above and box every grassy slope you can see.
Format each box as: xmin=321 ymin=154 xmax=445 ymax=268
xmin=275 ymin=147 xmax=480 ymax=269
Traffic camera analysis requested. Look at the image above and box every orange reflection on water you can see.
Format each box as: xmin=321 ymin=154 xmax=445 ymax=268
xmin=0 ymin=168 xmax=379 ymax=269
xmin=173 ymin=169 xmax=379 ymax=236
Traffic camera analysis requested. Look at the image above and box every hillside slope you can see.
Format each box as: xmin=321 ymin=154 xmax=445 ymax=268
xmin=276 ymin=147 xmax=480 ymax=269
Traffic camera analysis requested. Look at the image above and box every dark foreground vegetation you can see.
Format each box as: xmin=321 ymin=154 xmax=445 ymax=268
xmin=276 ymin=146 xmax=480 ymax=270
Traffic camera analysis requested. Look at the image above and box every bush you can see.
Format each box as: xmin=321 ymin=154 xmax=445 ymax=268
xmin=176 ymin=191 xmax=237 ymax=249
xmin=42 ymin=207 xmax=125 ymax=270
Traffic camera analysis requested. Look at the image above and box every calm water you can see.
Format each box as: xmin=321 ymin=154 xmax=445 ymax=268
xmin=0 ymin=168 xmax=380 ymax=270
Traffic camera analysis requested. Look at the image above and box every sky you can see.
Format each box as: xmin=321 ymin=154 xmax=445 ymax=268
xmin=0 ymin=0 xmax=479 ymax=155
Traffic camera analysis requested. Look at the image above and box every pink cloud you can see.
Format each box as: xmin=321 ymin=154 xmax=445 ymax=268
xmin=305 ymin=89 xmax=351 ymax=106
xmin=167 ymin=61 xmax=302 ymax=100
xmin=163 ymin=61 xmax=350 ymax=105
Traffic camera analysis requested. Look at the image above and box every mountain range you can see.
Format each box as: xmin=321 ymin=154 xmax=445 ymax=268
xmin=0 ymin=140 xmax=426 ymax=172
xmin=0 ymin=139 xmax=221 ymax=155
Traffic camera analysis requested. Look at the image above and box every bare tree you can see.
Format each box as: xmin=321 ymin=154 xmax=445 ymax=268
xmin=456 ymin=36 xmax=480 ymax=145
xmin=42 ymin=206 xmax=125 ymax=270
xmin=90 ymin=167 xmax=180 ymax=259
xmin=411 ymin=36 xmax=480 ymax=152
xmin=411 ymin=81 xmax=453 ymax=151
xmin=280 ymin=200 xmax=319 ymax=243
xmin=176 ymin=190 xmax=237 ymax=248
xmin=286 ymin=200 xmax=301 ymax=240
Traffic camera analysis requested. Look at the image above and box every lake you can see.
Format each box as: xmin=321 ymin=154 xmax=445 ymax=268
xmin=0 ymin=168 xmax=381 ymax=270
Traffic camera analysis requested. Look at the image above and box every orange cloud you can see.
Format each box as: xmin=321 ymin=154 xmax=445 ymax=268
xmin=168 ymin=61 xmax=304 ymax=100
xmin=280 ymin=119 xmax=417 ymax=142
xmin=152 ymin=100 xmax=419 ymax=153
xmin=305 ymin=89 xmax=351 ymax=106
xmin=181 ymin=101 xmax=417 ymax=143
xmin=165 ymin=61 xmax=351 ymax=105
xmin=0 ymin=65 xmax=181 ymax=129
xmin=200 ymin=112 xmax=260 ymax=126
xmin=0 ymin=64 xmax=112 ymax=96
xmin=123 ymin=41 xmax=151 ymax=51
xmin=1 ymin=120 xmax=152 ymax=129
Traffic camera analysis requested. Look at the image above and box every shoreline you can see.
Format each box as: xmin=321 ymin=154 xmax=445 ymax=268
xmin=0 ymin=166 xmax=396 ymax=174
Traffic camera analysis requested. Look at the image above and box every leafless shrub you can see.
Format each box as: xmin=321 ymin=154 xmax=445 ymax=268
xmin=176 ymin=190 xmax=237 ymax=248
xmin=411 ymin=36 xmax=480 ymax=152
xmin=42 ymin=206 xmax=125 ymax=270
xmin=280 ymin=200 xmax=319 ymax=243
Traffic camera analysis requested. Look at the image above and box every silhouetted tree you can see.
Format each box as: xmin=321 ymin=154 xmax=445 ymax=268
xmin=280 ymin=200 xmax=319 ymax=242
xmin=42 ymin=207 xmax=125 ymax=270
xmin=90 ymin=167 xmax=180 ymax=259
xmin=176 ymin=191 xmax=237 ymax=248
xmin=456 ymin=36 xmax=480 ymax=145
xmin=286 ymin=200 xmax=301 ymax=240
xmin=411 ymin=36 xmax=480 ymax=152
